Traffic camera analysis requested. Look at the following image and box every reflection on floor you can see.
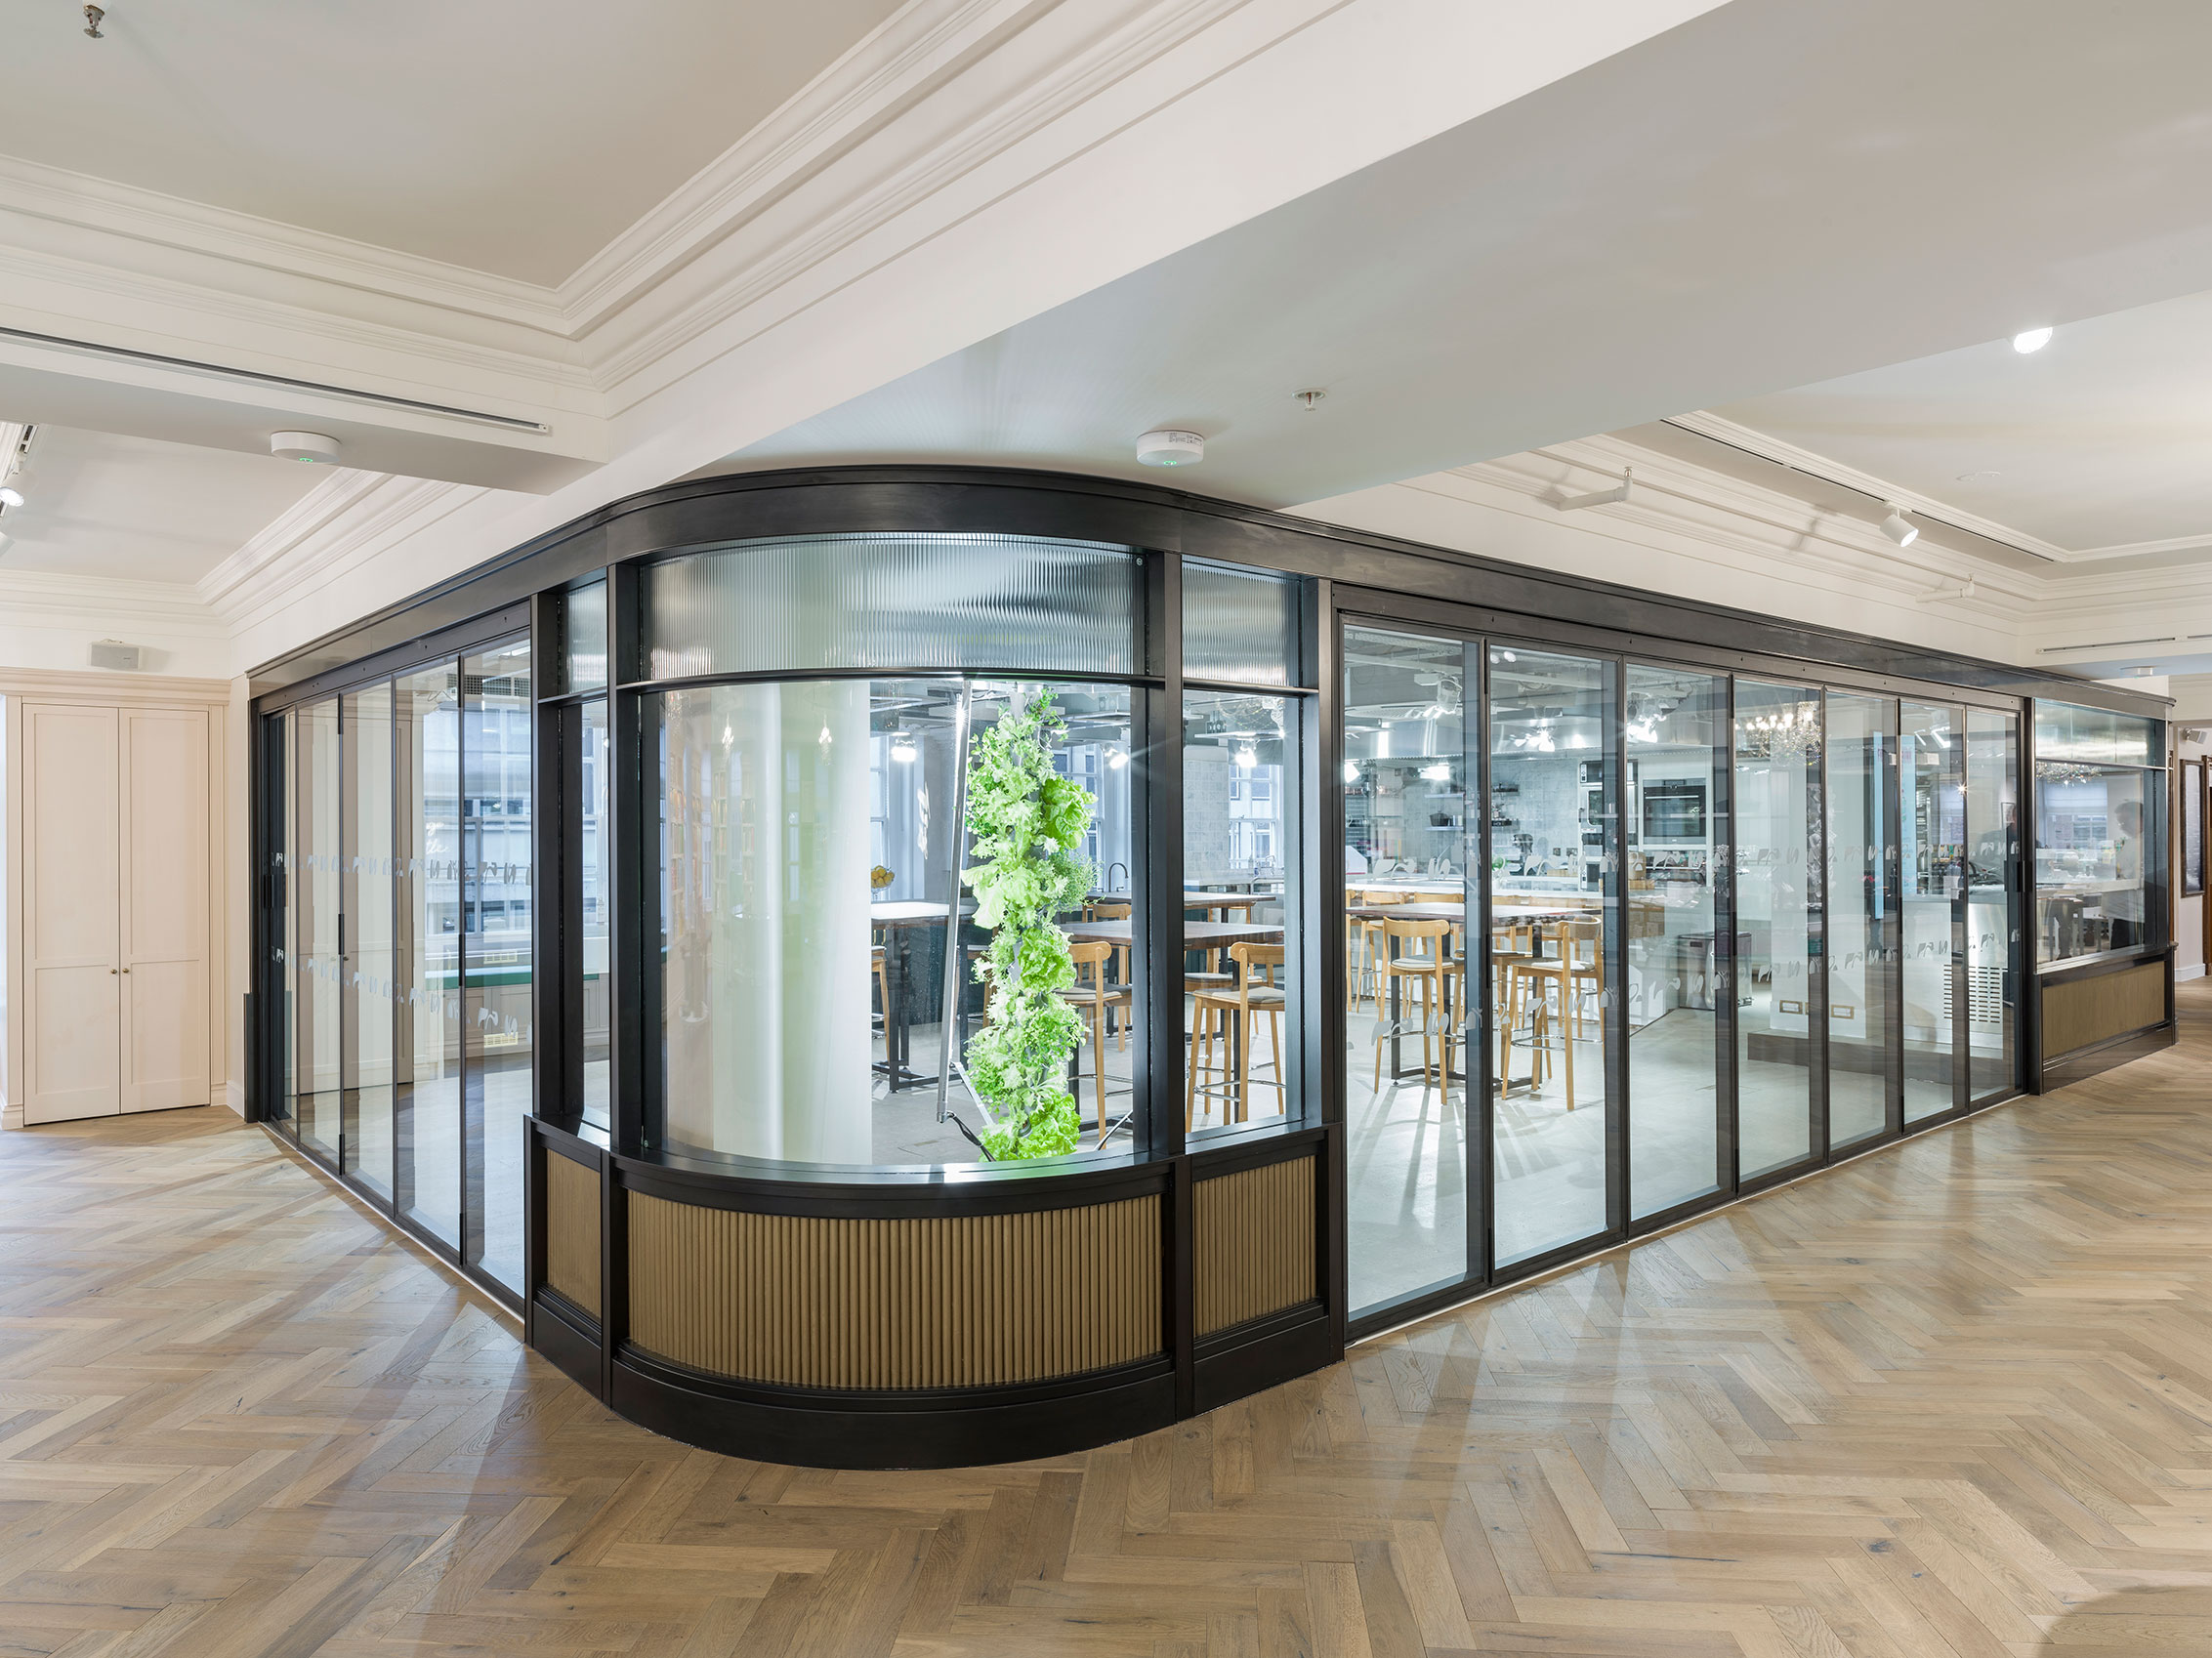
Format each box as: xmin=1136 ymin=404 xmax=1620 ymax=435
xmin=6 ymin=986 xmax=2200 ymax=1651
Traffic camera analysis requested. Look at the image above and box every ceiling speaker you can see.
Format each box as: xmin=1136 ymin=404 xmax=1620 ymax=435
xmin=90 ymin=639 xmax=142 ymax=672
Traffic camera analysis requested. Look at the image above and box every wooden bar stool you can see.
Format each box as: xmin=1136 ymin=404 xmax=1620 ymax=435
xmin=1503 ymin=918 xmax=1603 ymax=1108
xmin=1059 ymin=939 xmax=1136 ymax=1144
xmin=1188 ymin=942 xmax=1288 ymax=1127
xmin=1371 ymin=916 xmax=1453 ymax=1092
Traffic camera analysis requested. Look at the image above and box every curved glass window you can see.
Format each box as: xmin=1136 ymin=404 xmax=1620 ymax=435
xmin=641 ymin=534 xmax=1140 ymax=681
xmin=650 ymin=677 xmax=1139 ymax=1170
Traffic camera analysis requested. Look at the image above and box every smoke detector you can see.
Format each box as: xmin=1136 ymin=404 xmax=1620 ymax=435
xmin=1135 ymin=429 xmax=1204 ymax=468
xmin=271 ymin=431 xmax=341 ymax=464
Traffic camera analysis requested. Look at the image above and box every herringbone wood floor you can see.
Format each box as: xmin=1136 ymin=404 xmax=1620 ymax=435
xmin=9 ymin=1000 xmax=2212 ymax=1657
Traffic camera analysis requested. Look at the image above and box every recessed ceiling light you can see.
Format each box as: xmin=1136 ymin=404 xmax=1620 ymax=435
xmin=1954 ymin=470 xmax=2004 ymax=482
xmin=1880 ymin=508 xmax=1919 ymax=547
xmin=2012 ymin=327 xmax=2053 ymax=353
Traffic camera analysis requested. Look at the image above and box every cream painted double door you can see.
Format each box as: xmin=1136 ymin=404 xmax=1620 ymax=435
xmin=21 ymin=703 xmax=211 ymax=1124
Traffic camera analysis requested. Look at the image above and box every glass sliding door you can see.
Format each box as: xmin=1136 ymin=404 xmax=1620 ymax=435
xmin=1488 ymin=645 xmax=1614 ymax=1267
xmin=1901 ymin=701 xmax=1966 ymax=1124
xmin=1825 ymin=692 xmax=1896 ymax=1151
xmin=1626 ymin=667 xmax=1727 ymax=1220
xmin=1734 ymin=684 xmax=1821 ymax=1180
xmin=463 ymin=638 xmax=532 ymax=1295
xmin=343 ymin=684 xmax=396 ymax=1200
xmin=1343 ymin=625 xmax=1470 ymax=1314
xmin=397 ymin=663 xmax=463 ymax=1249
xmin=295 ymin=698 xmax=343 ymax=1164
xmin=1966 ymin=709 xmax=2021 ymax=1102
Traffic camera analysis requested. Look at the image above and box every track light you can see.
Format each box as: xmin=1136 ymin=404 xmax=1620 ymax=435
xmin=2012 ymin=327 xmax=2053 ymax=354
xmin=1879 ymin=508 xmax=1919 ymax=547
xmin=0 ymin=487 xmax=21 ymax=510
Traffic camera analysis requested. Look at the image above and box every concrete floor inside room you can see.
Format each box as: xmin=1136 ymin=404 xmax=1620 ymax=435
xmin=1 ymin=988 xmax=2203 ymax=1655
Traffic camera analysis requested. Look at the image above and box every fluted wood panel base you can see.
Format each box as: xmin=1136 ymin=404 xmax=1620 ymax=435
xmin=627 ymin=1192 xmax=1162 ymax=1389
xmin=1193 ymin=1154 xmax=1316 ymax=1336
xmin=543 ymin=1150 xmax=602 ymax=1319
xmin=2043 ymin=958 xmax=2166 ymax=1057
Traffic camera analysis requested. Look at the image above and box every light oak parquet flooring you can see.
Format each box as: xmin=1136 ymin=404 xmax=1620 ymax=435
xmin=8 ymin=995 xmax=2212 ymax=1654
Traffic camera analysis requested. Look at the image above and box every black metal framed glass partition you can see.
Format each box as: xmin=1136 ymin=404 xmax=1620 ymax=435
xmin=246 ymin=467 xmax=2149 ymax=1468
xmin=1339 ymin=622 xmax=2041 ymax=1327
xmin=257 ymin=619 xmax=532 ymax=1304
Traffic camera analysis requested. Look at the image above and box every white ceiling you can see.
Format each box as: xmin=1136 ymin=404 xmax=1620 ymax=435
xmin=731 ymin=0 xmax=2212 ymax=511
xmin=0 ymin=426 xmax=322 ymax=585
xmin=0 ymin=0 xmax=902 ymax=283
xmin=1708 ymin=288 xmax=2212 ymax=558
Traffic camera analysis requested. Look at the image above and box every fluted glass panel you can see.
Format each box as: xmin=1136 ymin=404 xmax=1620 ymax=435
xmin=641 ymin=534 xmax=1140 ymax=681
xmin=1185 ymin=560 xmax=1299 ymax=686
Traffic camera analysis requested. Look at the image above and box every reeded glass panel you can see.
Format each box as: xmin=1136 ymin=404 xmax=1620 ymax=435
xmin=653 ymin=677 xmax=1137 ymax=1168
xmin=641 ymin=534 xmax=1140 ymax=681
xmin=343 ymin=684 xmax=396 ymax=1201
xmin=1967 ymin=709 xmax=2020 ymax=1100
xmin=2033 ymin=700 xmax=2156 ymax=767
xmin=1342 ymin=627 xmax=1469 ymax=1312
xmin=1185 ymin=561 xmax=1299 ymax=686
xmin=579 ymin=698 xmax=611 ymax=1132
xmin=1186 ymin=689 xmax=1301 ymax=1138
xmin=1734 ymin=683 xmax=1820 ymax=1180
xmin=1488 ymin=646 xmax=1614 ymax=1267
xmin=1626 ymin=667 xmax=1725 ymax=1220
xmin=1825 ymin=692 xmax=1895 ymax=1151
xmin=1902 ymin=702 xmax=1964 ymax=1124
xmin=294 ymin=697 xmax=342 ymax=1165
xmin=463 ymin=639 xmax=532 ymax=1295
xmin=397 ymin=664 xmax=462 ymax=1249
xmin=563 ymin=580 xmax=607 ymax=694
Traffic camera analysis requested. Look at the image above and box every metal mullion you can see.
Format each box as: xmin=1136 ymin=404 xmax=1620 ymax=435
xmin=1950 ymin=702 xmax=1971 ymax=1119
xmin=1604 ymin=654 xmax=1628 ymax=1245
xmin=1809 ymin=689 xmax=1831 ymax=1164
xmin=1717 ymin=677 xmax=1738 ymax=1194
xmin=455 ymin=651 xmax=472 ymax=1266
xmin=1475 ymin=635 xmax=1496 ymax=1286
xmin=1312 ymin=581 xmax=1348 ymax=1347
xmin=1882 ymin=697 xmax=1904 ymax=1143
xmin=338 ymin=694 xmax=354 ymax=1180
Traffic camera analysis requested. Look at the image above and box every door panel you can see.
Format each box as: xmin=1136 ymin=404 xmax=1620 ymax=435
xmin=121 ymin=708 xmax=210 ymax=1113
xmin=23 ymin=703 xmax=120 ymax=1124
xmin=1342 ymin=624 xmax=1472 ymax=1316
xmin=1487 ymin=644 xmax=1616 ymax=1267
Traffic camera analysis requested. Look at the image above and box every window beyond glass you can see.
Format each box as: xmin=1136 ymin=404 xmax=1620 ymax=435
xmin=641 ymin=534 xmax=1140 ymax=681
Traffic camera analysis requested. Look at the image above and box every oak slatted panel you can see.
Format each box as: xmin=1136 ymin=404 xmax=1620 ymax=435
xmin=2043 ymin=958 xmax=2165 ymax=1056
xmin=1193 ymin=1154 xmax=1316 ymax=1336
xmin=626 ymin=1192 xmax=1161 ymax=1389
xmin=543 ymin=1150 xmax=602 ymax=1318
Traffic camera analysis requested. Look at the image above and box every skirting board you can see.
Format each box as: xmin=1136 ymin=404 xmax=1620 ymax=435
xmin=2179 ymin=963 xmax=2205 ymax=984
